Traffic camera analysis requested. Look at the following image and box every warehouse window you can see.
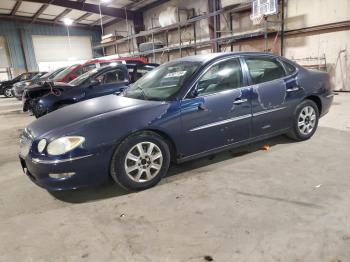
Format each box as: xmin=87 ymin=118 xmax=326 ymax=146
xmin=245 ymin=57 xmax=286 ymax=84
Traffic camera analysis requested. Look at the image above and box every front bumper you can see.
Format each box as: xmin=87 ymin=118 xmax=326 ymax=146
xmin=13 ymin=86 xmax=24 ymax=100
xmin=19 ymin=152 xmax=111 ymax=191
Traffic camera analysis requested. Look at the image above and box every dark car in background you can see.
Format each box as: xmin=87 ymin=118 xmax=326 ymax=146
xmin=50 ymin=57 xmax=150 ymax=83
xmin=12 ymin=71 xmax=50 ymax=100
xmin=19 ymin=52 xmax=334 ymax=192
xmin=23 ymin=63 xmax=158 ymax=117
xmin=0 ymin=72 xmax=39 ymax=98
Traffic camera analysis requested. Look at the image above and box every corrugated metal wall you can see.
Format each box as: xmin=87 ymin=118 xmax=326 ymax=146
xmin=0 ymin=20 xmax=101 ymax=72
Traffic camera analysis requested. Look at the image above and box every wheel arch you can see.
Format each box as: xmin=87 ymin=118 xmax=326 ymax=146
xmin=135 ymin=128 xmax=178 ymax=162
xmin=304 ymin=95 xmax=322 ymax=115
xmin=112 ymin=128 xmax=178 ymax=164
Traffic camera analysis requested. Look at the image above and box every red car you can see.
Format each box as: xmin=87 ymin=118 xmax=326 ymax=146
xmin=51 ymin=57 xmax=149 ymax=83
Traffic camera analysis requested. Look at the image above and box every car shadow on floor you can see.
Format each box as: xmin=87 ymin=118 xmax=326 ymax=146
xmin=49 ymin=183 xmax=129 ymax=204
xmin=165 ymin=134 xmax=294 ymax=179
xmin=50 ymin=135 xmax=294 ymax=204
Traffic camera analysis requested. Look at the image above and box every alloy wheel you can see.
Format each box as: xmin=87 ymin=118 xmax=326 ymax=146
xmin=124 ymin=141 xmax=163 ymax=183
xmin=5 ymin=88 xmax=13 ymax=97
xmin=298 ymin=106 xmax=316 ymax=135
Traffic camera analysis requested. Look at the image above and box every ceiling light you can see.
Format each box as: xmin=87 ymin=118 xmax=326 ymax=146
xmin=100 ymin=0 xmax=111 ymax=3
xmin=63 ymin=18 xmax=73 ymax=26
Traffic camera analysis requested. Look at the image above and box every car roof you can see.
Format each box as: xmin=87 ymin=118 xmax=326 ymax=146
xmin=172 ymin=52 xmax=279 ymax=64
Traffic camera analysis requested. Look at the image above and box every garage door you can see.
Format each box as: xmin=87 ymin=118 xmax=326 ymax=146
xmin=32 ymin=35 xmax=93 ymax=63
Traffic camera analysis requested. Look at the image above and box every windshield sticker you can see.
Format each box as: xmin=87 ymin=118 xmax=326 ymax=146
xmin=164 ymin=71 xmax=187 ymax=78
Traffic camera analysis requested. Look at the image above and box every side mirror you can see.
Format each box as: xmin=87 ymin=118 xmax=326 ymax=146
xmin=90 ymin=79 xmax=99 ymax=87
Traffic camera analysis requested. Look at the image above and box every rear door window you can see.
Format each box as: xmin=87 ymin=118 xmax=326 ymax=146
xmin=95 ymin=68 xmax=126 ymax=85
xmin=281 ymin=60 xmax=297 ymax=75
xmin=245 ymin=57 xmax=286 ymax=84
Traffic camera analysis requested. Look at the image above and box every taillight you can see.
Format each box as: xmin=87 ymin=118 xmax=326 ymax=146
xmin=325 ymin=75 xmax=334 ymax=91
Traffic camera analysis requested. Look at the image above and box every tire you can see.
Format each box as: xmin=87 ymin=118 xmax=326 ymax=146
xmin=32 ymin=108 xmax=44 ymax=118
xmin=4 ymin=87 xmax=13 ymax=98
xmin=287 ymin=99 xmax=319 ymax=141
xmin=110 ymin=131 xmax=171 ymax=191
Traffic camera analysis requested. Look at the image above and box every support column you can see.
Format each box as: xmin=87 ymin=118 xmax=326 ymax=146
xmin=17 ymin=29 xmax=29 ymax=72
xmin=208 ymin=0 xmax=221 ymax=52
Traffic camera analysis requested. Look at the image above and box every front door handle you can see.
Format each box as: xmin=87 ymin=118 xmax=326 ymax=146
xmin=198 ymin=103 xmax=207 ymax=110
xmin=286 ymin=86 xmax=302 ymax=92
xmin=233 ymin=98 xmax=248 ymax=105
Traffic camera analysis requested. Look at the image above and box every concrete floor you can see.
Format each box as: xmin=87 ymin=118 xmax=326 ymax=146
xmin=0 ymin=94 xmax=349 ymax=262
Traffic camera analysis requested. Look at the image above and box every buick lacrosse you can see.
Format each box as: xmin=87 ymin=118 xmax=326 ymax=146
xmin=19 ymin=52 xmax=333 ymax=191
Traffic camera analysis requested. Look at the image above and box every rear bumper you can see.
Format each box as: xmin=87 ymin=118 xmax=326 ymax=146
xmin=320 ymin=93 xmax=334 ymax=117
xmin=19 ymin=152 xmax=111 ymax=191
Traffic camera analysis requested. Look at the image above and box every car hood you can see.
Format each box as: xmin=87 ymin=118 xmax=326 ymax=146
xmin=27 ymin=94 xmax=161 ymax=138
xmin=26 ymin=81 xmax=72 ymax=92
xmin=0 ymin=79 xmax=13 ymax=85
xmin=14 ymin=80 xmax=30 ymax=87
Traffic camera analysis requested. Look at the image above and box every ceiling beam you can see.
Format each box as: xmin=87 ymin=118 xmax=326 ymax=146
xmin=0 ymin=14 xmax=100 ymax=30
xmin=11 ymin=1 xmax=22 ymax=16
xmin=54 ymin=8 xmax=72 ymax=23
xmin=89 ymin=16 xmax=116 ymax=27
xmin=75 ymin=13 xmax=92 ymax=23
xmin=31 ymin=4 xmax=49 ymax=23
xmin=104 ymin=18 xmax=122 ymax=28
xmin=23 ymin=0 xmax=136 ymax=19
xmin=137 ymin=0 xmax=171 ymax=12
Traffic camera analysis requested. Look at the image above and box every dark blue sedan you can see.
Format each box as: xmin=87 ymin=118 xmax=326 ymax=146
xmin=19 ymin=52 xmax=334 ymax=191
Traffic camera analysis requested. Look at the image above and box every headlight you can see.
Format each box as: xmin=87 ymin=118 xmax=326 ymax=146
xmin=47 ymin=136 xmax=85 ymax=156
xmin=37 ymin=139 xmax=47 ymax=153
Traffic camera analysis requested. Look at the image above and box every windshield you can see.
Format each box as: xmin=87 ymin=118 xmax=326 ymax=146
xmin=40 ymin=71 xmax=52 ymax=79
xmin=123 ymin=61 xmax=200 ymax=101
xmin=32 ymin=72 xmax=46 ymax=80
xmin=69 ymin=68 xmax=99 ymax=86
xmin=52 ymin=64 xmax=77 ymax=81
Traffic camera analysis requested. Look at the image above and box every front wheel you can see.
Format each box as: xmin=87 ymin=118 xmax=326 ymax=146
xmin=110 ymin=131 xmax=171 ymax=191
xmin=4 ymin=87 xmax=13 ymax=98
xmin=287 ymin=99 xmax=319 ymax=141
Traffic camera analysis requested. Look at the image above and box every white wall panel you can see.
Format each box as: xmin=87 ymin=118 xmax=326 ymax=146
xmin=0 ymin=36 xmax=10 ymax=67
xmin=285 ymin=0 xmax=350 ymax=30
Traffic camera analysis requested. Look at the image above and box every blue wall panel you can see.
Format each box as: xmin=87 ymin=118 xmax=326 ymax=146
xmin=0 ymin=20 xmax=101 ymax=72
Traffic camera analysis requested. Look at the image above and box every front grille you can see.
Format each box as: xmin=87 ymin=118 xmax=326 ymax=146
xmin=19 ymin=128 xmax=33 ymax=158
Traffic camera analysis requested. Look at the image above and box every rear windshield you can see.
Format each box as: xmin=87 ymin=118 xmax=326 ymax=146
xmin=52 ymin=65 xmax=78 ymax=81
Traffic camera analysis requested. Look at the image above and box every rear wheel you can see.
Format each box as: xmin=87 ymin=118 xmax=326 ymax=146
xmin=110 ymin=131 xmax=171 ymax=191
xmin=4 ymin=87 xmax=13 ymax=98
xmin=287 ymin=99 xmax=319 ymax=141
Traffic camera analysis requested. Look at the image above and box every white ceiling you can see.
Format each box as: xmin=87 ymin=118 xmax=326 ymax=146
xmin=0 ymin=0 xmax=160 ymax=26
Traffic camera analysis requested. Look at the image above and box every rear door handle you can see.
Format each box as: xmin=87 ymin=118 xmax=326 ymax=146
xmin=233 ymin=98 xmax=248 ymax=105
